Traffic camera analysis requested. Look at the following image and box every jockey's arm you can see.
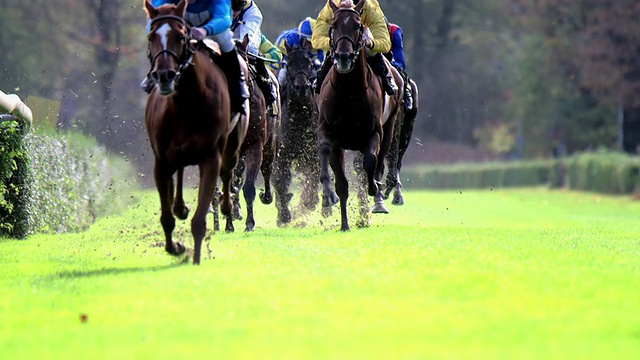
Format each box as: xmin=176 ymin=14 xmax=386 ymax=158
xmin=235 ymin=6 xmax=263 ymax=54
xmin=361 ymin=1 xmax=391 ymax=53
xmin=312 ymin=2 xmax=333 ymax=52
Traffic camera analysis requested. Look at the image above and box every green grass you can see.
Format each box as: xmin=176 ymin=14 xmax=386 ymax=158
xmin=1 ymin=188 xmax=640 ymax=359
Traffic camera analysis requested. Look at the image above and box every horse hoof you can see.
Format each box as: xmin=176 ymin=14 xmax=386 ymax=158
xmin=322 ymin=192 xmax=339 ymax=208
xmin=174 ymin=206 xmax=189 ymax=220
xmin=392 ymin=193 xmax=404 ymax=206
xmin=340 ymin=224 xmax=350 ymax=232
xmin=166 ymin=241 xmax=186 ymax=256
xmin=260 ymin=191 xmax=273 ymax=205
xmin=278 ymin=209 xmax=292 ymax=225
xmin=372 ymin=204 xmax=389 ymax=214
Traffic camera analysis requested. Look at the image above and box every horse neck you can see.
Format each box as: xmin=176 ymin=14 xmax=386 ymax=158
xmin=331 ymin=50 xmax=371 ymax=91
xmin=174 ymin=52 xmax=211 ymax=99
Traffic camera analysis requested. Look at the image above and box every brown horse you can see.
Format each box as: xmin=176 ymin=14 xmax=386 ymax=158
xmin=316 ymin=0 xmax=404 ymax=231
xmin=213 ymin=35 xmax=277 ymax=232
xmin=144 ymin=0 xmax=249 ymax=264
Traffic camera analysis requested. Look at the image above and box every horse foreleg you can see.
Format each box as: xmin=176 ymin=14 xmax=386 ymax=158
xmin=274 ymin=143 xmax=294 ymax=226
xmin=154 ymin=162 xmax=185 ymax=257
xmin=232 ymin=157 xmax=245 ymax=221
xmin=220 ymin=151 xmax=238 ymax=233
xmin=363 ymin=133 xmax=381 ymax=197
xmin=173 ymin=167 xmax=189 ymax=220
xmin=242 ymin=144 xmax=262 ymax=232
xmin=191 ymin=156 xmax=221 ymax=265
xmin=318 ymin=127 xmax=339 ymax=208
xmin=329 ymin=147 xmax=349 ymax=231
xmin=259 ymin=134 xmax=276 ymax=205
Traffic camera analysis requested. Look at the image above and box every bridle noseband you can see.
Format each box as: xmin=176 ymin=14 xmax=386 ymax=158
xmin=147 ymin=14 xmax=195 ymax=86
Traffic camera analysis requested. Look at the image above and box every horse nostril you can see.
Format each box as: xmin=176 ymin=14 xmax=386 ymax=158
xmin=165 ymin=70 xmax=177 ymax=82
xmin=151 ymin=71 xmax=160 ymax=82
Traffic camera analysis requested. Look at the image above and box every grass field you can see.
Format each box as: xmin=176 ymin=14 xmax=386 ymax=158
xmin=1 ymin=188 xmax=640 ymax=359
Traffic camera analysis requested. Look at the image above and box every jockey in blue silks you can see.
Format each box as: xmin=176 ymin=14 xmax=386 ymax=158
xmin=141 ymin=0 xmax=250 ymax=115
xmin=386 ymin=22 xmax=413 ymax=111
xmin=231 ymin=0 xmax=279 ymax=115
xmin=275 ymin=17 xmax=325 ymax=88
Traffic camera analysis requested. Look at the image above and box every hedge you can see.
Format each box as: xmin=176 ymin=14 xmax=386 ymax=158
xmin=1 ymin=129 xmax=138 ymax=238
xmin=401 ymin=151 xmax=640 ymax=195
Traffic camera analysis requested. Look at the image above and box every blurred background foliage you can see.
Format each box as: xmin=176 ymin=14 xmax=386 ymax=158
xmin=1 ymin=0 xmax=639 ymax=173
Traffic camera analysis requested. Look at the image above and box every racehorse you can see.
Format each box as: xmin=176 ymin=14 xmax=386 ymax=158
xmin=274 ymin=40 xmax=321 ymax=226
xmin=385 ymin=77 xmax=419 ymax=205
xmin=316 ymin=0 xmax=404 ymax=231
xmin=143 ymin=0 xmax=248 ymax=264
xmin=213 ymin=35 xmax=277 ymax=232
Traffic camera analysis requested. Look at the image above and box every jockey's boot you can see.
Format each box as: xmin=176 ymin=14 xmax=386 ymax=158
xmin=220 ymin=48 xmax=250 ymax=115
xmin=256 ymin=62 xmax=278 ymax=115
xmin=404 ymin=81 xmax=413 ymax=111
xmin=140 ymin=75 xmax=155 ymax=94
xmin=314 ymin=55 xmax=333 ymax=94
xmin=369 ymin=53 xmax=398 ymax=95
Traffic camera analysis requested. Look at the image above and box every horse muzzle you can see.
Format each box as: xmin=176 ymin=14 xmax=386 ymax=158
xmin=333 ymin=52 xmax=355 ymax=74
xmin=151 ymin=69 xmax=178 ymax=95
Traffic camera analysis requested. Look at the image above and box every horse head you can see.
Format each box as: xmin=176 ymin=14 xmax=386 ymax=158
xmin=144 ymin=0 xmax=193 ymax=95
xmin=329 ymin=0 xmax=366 ymax=74
xmin=284 ymin=42 xmax=313 ymax=98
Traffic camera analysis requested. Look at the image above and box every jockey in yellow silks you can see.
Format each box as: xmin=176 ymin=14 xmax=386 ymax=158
xmin=311 ymin=0 xmax=397 ymax=95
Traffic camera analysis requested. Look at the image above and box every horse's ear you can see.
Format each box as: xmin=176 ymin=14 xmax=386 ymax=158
xmin=284 ymin=41 xmax=292 ymax=54
xmin=329 ymin=0 xmax=339 ymax=12
xmin=144 ymin=0 xmax=158 ymax=19
xmin=175 ymin=0 xmax=188 ymax=17
xmin=355 ymin=0 xmax=365 ymax=13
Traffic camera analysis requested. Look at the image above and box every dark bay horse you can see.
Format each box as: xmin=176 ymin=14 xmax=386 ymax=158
xmin=274 ymin=41 xmax=321 ymax=226
xmin=316 ymin=0 xmax=404 ymax=231
xmin=144 ymin=0 xmax=248 ymax=264
xmin=385 ymin=77 xmax=419 ymax=205
xmin=213 ymin=35 xmax=277 ymax=232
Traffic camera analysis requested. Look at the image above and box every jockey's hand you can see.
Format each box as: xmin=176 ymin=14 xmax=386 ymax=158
xmin=190 ymin=27 xmax=207 ymax=41
xmin=364 ymin=38 xmax=374 ymax=49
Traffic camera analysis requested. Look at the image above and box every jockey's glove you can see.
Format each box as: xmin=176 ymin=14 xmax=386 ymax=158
xmin=190 ymin=27 xmax=207 ymax=41
xmin=364 ymin=38 xmax=374 ymax=49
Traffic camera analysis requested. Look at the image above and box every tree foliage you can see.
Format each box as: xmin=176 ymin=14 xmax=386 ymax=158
xmin=1 ymin=0 xmax=639 ymax=165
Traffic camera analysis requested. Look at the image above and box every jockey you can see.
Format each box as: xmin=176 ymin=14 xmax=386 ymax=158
xmin=141 ymin=0 xmax=250 ymax=115
xmin=231 ymin=0 xmax=279 ymax=115
xmin=311 ymin=0 xmax=398 ymax=95
xmin=386 ymin=22 xmax=413 ymax=111
xmin=275 ymin=17 xmax=325 ymax=89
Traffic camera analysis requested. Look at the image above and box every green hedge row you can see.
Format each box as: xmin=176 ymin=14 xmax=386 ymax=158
xmin=0 ymin=119 xmax=30 ymax=238
xmin=401 ymin=151 xmax=640 ymax=195
xmin=1 ymin=130 xmax=138 ymax=238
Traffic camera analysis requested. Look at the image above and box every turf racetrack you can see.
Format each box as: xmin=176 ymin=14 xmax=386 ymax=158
xmin=2 ymin=189 xmax=639 ymax=359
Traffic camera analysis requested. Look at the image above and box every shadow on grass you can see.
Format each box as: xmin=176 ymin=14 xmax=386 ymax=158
xmin=53 ymin=262 xmax=187 ymax=279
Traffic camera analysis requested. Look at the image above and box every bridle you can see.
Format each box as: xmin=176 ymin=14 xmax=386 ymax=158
xmin=147 ymin=14 xmax=195 ymax=86
xmin=285 ymin=48 xmax=313 ymax=89
xmin=329 ymin=7 xmax=365 ymax=69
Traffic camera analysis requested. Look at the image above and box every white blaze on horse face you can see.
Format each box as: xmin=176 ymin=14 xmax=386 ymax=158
xmin=157 ymin=23 xmax=172 ymax=53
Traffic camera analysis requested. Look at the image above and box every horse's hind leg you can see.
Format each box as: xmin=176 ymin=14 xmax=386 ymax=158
xmin=154 ymin=162 xmax=185 ymax=257
xmin=191 ymin=155 xmax=222 ymax=265
xmin=173 ymin=167 xmax=189 ymax=220
xmin=242 ymin=143 xmax=262 ymax=232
